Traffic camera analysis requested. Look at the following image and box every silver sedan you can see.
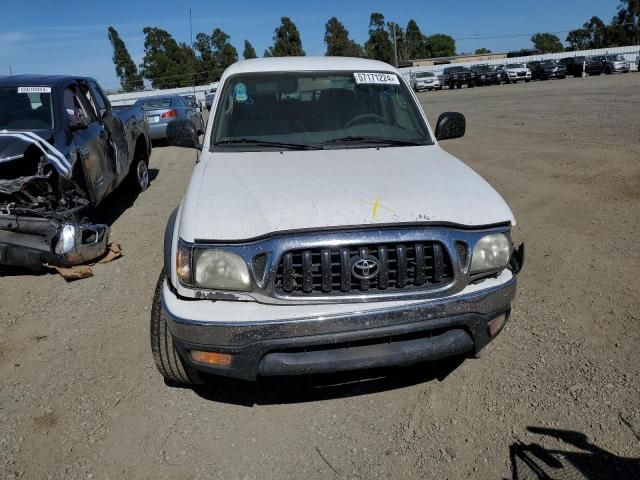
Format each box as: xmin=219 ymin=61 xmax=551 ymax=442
xmin=135 ymin=95 xmax=204 ymax=141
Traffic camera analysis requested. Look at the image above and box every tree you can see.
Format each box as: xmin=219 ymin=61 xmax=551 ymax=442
xmin=265 ymin=17 xmax=305 ymax=57
xmin=243 ymin=40 xmax=257 ymax=59
xmin=193 ymin=28 xmax=238 ymax=83
xmin=565 ymin=28 xmax=591 ymax=50
xmin=405 ymin=19 xmax=426 ymax=59
xmin=474 ymin=48 xmax=492 ymax=54
xmin=107 ymin=26 xmax=143 ymax=91
xmin=141 ymin=27 xmax=195 ymax=88
xmin=424 ymin=34 xmax=455 ymax=57
xmin=212 ymin=28 xmax=238 ymax=71
xmin=364 ymin=12 xmax=394 ymax=64
xmin=531 ymin=33 xmax=564 ymax=53
xmin=610 ymin=1 xmax=640 ymax=45
xmin=324 ymin=17 xmax=363 ymax=57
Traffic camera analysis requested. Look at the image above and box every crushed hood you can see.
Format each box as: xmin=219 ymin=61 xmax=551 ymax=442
xmin=0 ymin=130 xmax=72 ymax=178
xmin=179 ymin=145 xmax=516 ymax=241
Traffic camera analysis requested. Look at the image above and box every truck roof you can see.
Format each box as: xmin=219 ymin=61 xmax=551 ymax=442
xmin=222 ymin=56 xmax=397 ymax=77
xmin=0 ymin=74 xmax=94 ymax=87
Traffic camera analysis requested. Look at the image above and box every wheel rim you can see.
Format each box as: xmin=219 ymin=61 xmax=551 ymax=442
xmin=137 ymin=160 xmax=149 ymax=190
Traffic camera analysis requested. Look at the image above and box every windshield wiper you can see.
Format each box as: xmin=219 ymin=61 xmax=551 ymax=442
xmin=319 ymin=136 xmax=426 ymax=147
xmin=213 ymin=138 xmax=322 ymax=150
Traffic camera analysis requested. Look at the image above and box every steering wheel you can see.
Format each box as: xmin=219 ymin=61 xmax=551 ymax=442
xmin=344 ymin=113 xmax=385 ymax=128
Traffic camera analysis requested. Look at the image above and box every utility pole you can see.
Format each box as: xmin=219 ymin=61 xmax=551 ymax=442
xmin=8 ymin=66 xmax=13 ymax=76
xmin=392 ymin=23 xmax=398 ymax=68
xmin=189 ymin=8 xmax=196 ymax=94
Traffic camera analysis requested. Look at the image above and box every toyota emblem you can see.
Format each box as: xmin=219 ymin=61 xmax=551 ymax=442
xmin=351 ymin=256 xmax=380 ymax=280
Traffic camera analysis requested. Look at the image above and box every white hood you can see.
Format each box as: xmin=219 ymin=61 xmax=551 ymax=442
xmin=178 ymin=145 xmax=515 ymax=241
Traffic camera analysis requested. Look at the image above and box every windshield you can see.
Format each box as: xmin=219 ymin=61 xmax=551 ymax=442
xmin=0 ymin=87 xmax=55 ymax=130
xmin=211 ymin=71 xmax=431 ymax=151
xmin=137 ymin=97 xmax=172 ymax=109
xmin=608 ymin=55 xmax=625 ymax=61
xmin=507 ymin=64 xmax=525 ymax=69
xmin=416 ymin=72 xmax=434 ymax=78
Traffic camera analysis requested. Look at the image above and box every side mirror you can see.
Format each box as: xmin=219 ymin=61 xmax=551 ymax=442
xmin=166 ymin=119 xmax=201 ymax=149
xmin=435 ymin=112 xmax=466 ymax=141
xmin=68 ymin=117 xmax=90 ymax=132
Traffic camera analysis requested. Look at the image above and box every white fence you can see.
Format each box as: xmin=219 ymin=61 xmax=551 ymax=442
xmin=107 ymin=83 xmax=218 ymax=106
xmin=398 ymin=45 xmax=640 ymax=80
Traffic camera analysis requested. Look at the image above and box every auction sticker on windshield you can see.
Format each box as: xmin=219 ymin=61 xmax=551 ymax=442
xmin=17 ymin=86 xmax=51 ymax=93
xmin=353 ymin=73 xmax=400 ymax=85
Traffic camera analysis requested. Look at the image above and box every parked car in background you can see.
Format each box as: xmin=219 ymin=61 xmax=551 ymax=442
xmin=135 ymin=95 xmax=204 ymax=141
xmin=503 ymin=63 xmax=531 ymax=83
xmin=594 ymin=55 xmax=630 ymax=74
xmin=442 ymin=66 xmax=475 ymax=89
xmin=154 ymin=56 xmax=524 ymax=385
xmin=411 ymin=71 xmax=441 ymax=91
xmin=559 ymin=56 xmax=603 ymax=77
xmin=495 ymin=65 xmax=509 ymax=83
xmin=204 ymin=87 xmax=217 ymax=110
xmin=470 ymin=65 xmax=500 ymax=86
xmin=526 ymin=60 xmax=567 ymax=80
xmin=180 ymin=94 xmax=201 ymax=110
xmin=0 ymin=75 xmax=151 ymax=270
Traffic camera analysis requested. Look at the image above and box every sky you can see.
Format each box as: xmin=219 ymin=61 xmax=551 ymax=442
xmin=0 ymin=0 xmax=622 ymax=90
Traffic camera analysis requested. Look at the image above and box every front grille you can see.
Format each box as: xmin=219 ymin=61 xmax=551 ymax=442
xmin=517 ymin=72 xmax=526 ymax=77
xmin=275 ymin=242 xmax=454 ymax=296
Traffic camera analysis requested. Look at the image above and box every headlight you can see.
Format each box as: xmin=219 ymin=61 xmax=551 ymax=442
xmin=470 ymin=233 xmax=511 ymax=273
xmin=193 ymin=249 xmax=251 ymax=290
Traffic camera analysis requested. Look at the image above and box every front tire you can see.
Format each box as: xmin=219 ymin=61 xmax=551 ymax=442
xmin=129 ymin=155 xmax=149 ymax=193
xmin=150 ymin=271 xmax=203 ymax=386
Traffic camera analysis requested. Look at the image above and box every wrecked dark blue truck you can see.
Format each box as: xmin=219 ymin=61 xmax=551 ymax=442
xmin=0 ymin=75 xmax=151 ymax=270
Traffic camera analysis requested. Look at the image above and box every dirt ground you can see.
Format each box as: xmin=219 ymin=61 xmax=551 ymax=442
xmin=1 ymin=72 xmax=639 ymax=480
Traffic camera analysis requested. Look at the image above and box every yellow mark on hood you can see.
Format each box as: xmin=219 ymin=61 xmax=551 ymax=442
xmin=360 ymin=196 xmax=394 ymax=220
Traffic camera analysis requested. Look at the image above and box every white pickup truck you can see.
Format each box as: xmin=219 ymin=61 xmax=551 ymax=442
xmin=153 ymin=57 xmax=524 ymax=384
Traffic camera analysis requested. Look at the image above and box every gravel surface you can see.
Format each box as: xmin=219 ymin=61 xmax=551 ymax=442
xmin=1 ymin=72 xmax=639 ymax=479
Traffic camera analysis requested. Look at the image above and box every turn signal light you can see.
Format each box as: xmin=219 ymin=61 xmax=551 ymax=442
xmin=488 ymin=312 xmax=507 ymax=338
xmin=190 ymin=350 xmax=232 ymax=366
xmin=161 ymin=110 xmax=178 ymax=118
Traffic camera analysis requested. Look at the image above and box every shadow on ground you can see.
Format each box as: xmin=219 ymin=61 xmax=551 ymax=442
xmin=94 ymin=168 xmax=159 ymax=226
xmin=510 ymin=425 xmax=640 ymax=480
xmin=184 ymin=356 xmax=466 ymax=407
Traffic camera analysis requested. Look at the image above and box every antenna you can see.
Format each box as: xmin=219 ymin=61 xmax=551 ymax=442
xmin=392 ymin=23 xmax=398 ymax=68
xmin=189 ymin=8 xmax=200 ymax=163
xmin=190 ymin=8 xmax=195 ymax=95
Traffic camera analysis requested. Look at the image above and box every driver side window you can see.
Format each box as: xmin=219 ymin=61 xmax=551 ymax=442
xmin=77 ymin=84 xmax=99 ymax=122
xmin=63 ymin=85 xmax=95 ymax=125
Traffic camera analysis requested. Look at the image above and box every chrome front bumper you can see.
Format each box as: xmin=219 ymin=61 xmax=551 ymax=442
xmin=0 ymin=216 xmax=109 ymax=270
xmin=162 ymin=271 xmax=518 ymax=379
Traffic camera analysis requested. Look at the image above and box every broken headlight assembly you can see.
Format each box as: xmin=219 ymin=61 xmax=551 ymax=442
xmin=176 ymin=241 xmax=251 ymax=291
xmin=469 ymin=233 xmax=511 ymax=274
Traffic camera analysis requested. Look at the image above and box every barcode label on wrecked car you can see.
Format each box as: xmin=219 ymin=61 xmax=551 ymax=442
xmin=17 ymin=86 xmax=52 ymax=93
xmin=353 ymin=73 xmax=400 ymax=85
